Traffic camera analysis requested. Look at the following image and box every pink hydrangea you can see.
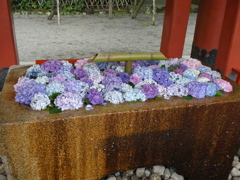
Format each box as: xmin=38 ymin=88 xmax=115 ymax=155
xmin=181 ymin=58 xmax=202 ymax=70
xmin=130 ymin=73 xmax=142 ymax=85
xmin=74 ymin=58 xmax=89 ymax=69
xmin=214 ymin=79 xmax=233 ymax=92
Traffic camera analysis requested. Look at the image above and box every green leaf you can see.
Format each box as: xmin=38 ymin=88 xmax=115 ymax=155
xmin=49 ymin=92 xmax=61 ymax=101
xmin=183 ymin=95 xmax=193 ymax=100
xmin=141 ymin=24 xmax=149 ymax=26
xmin=169 ymin=65 xmax=180 ymax=71
xmin=84 ymin=98 xmax=91 ymax=105
xmin=215 ymin=90 xmax=224 ymax=97
xmin=49 ymin=106 xmax=62 ymax=114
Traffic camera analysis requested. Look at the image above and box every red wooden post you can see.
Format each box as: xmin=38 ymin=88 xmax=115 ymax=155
xmin=160 ymin=0 xmax=192 ymax=58
xmin=0 ymin=0 xmax=19 ymax=68
xmin=191 ymin=0 xmax=227 ymax=68
xmin=215 ymin=0 xmax=240 ymax=79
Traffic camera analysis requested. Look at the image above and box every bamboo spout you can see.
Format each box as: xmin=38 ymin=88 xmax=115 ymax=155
xmin=88 ymin=52 xmax=168 ymax=74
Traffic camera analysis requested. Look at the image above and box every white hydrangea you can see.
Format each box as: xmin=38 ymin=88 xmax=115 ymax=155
xmin=46 ymin=81 xmax=65 ymax=96
xmin=35 ymin=76 xmax=49 ymax=84
xmin=104 ymin=91 xmax=123 ymax=104
xmin=197 ymin=77 xmax=211 ymax=82
xmin=115 ymin=66 xmax=125 ymax=73
xmin=123 ymin=89 xmax=146 ymax=102
xmin=83 ymin=62 xmax=101 ymax=76
xmin=30 ymin=92 xmax=50 ymax=110
xmin=90 ymin=84 xmax=105 ymax=92
xmin=121 ymin=83 xmax=133 ymax=93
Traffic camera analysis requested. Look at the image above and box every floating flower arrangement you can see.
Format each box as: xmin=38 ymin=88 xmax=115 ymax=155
xmin=14 ymin=58 xmax=233 ymax=113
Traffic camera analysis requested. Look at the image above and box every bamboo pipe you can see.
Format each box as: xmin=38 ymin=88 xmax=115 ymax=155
xmin=88 ymin=52 xmax=168 ymax=74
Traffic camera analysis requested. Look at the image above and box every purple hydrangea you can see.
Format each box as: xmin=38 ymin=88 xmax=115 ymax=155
xmin=101 ymin=76 xmax=123 ymax=86
xmin=117 ymin=72 xmax=130 ymax=83
xmin=187 ymin=81 xmax=208 ymax=98
xmin=14 ymin=77 xmax=34 ymax=92
xmin=54 ymin=92 xmax=83 ymax=111
xmin=135 ymin=60 xmax=151 ymax=67
xmin=130 ymin=73 xmax=142 ymax=85
xmin=80 ymin=77 xmax=93 ymax=87
xmin=49 ymin=74 xmax=66 ymax=83
xmin=71 ymin=68 xmax=88 ymax=79
xmin=62 ymin=79 xmax=82 ymax=94
xmin=86 ymin=88 xmax=104 ymax=105
xmin=15 ymin=81 xmax=46 ymax=105
xmin=103 ymin=69 xmax=118 ymax=77
xmin=166 ymin=84 xmax=188 ymax=97
xmin=152 ymin=68 xmax=173 ymax=87
xmin=140 ymin=84 xmax=159 ymax=99
xmin=41 ymin=60 xmax=64 ymax=73
xmin=103 ymin=83 xmax=122 ymax=94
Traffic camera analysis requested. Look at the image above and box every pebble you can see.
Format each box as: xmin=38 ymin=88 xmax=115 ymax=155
xmin=233 ymin=177 xmax=240 ymax=180
xmin=150 ymin=173 xmax=161 ymax=180
xmin=0 ymin=175 xmax=7 ymax=180
xmin=231 ymin=168 xmax=240 ymax=176
xmin=136 ymin=167 xmax=145 ymax=177
xmin=131 ymin=175 xmax=139 ymax=180
xmin=145 ymin=169 xmax=151 ymax=177
xmin=170 ymin=172 xmax=184 ymax=180
xmin=164 ymin=168 xmax=171 ymax=179
xmin=153 ymin=165 xmax=165 ymax=176
xmin=107 ymin=176 xmax=116 ymax=180
xmin=0 ymin=165 xmax=4 ymax=175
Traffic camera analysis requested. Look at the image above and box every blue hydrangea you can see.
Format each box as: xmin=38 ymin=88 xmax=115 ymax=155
xmin=25 ymin=64 xmax=45 ymax=78
xmin=83 ymin=63 xmax=101 ymax=76
xmin=101 ymin=76 xmax=123 ymax=86
xmin=206 ymin=82 xmax=218 ymax=96
xmin=117 ymin=72 xmax=130 ymax=83
xmin=96 ymin=62 xmax=108 ymax=70
xmin=132 ymin=66 xmax=153 ymax=80
xmin=183 ymin=69 xmax=200 ymax=81
xmin=123 ymin=88 xmax=147 ymax=102
xmin=198 ymin=65 xmax=212 ymax=73
xmin=62 ymin=79 xmax=82 ymax=94
xmin=103 ymin=83 xmax=122 ymax=94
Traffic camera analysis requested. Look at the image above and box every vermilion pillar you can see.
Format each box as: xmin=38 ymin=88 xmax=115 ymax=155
xmin=191 ymin=0 xmax=227 ymax=68
xmin=215 ymin=0 xmax=240 ymax=80
xmin=160 ymin=0 xmax=192 ymax=58
xmin=0 ymin=0 xmax=19 ymax=68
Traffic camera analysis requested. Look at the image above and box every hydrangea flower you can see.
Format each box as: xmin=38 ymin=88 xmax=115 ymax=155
xmin=123 ymin=89 xmax=146 ymax=102
xmin=187 ymin=81 xmax=208 ymax=98
xmin=89 ymin=74 xmax=104 ymax=85
xmin=121 ymin=83 xmax=133 ymax=93
xmin=140 ymin=84 xmax=159 ymax=99
xmin=117 ymin=72 xmax=130 ymax=83
xmin=132 ymin=66 xmax=153 ymax=80
xmin=14 ymin=76 xmax=34 ymax=92
xmin=71 ymin=68 xmax=88 ymax=79
xmin=197 ymin=77 xmax=211 ymax=83
xmin=101 ymin=76 xmax=123 ymax=86
xmin=166 ymin=84 xmax=188 ymax=97
xmin=199 ymin=73 xmax=213 ymax=82
xmin=214 ymin=79 xmax=233 ymax=92
xmin=80 ymin=77 xmax=93 ymax=87
xmin=135 ymin=79 xmax=157 ymax=89
xmin=96 ymin=62 xmax=107 ymax=70
xmin=206 ymin=70 xmax=221 ymax=80
xmin=183 ymin=69 xmax=200 ymax=81
xmin=115 ymin=66 xmax=125 ymax=73
xmin=198 ymin=65 xmax=212 ymax=73
xmin=25 ymin=64 xmax=45 ymax=78
xmin=83 ymin=63 xmax=100 ymax=76
xmin=61 ymin=60 xmax=74 ymax=72
xmin=62 ymin=79 xmax=82 ymax=94
xmin=46 ymin=81 xmax=65 ymax=96
xmin=90 ymin=84 xmax=105 ymax=92
xmin=49 ymin=74 xmax=66 ymax=83
xmin=86 ymin=88 xmax=104 ymax=105
xmin=15 ymin=81 xmax=46 ymax=105
xmin=135 ymin=60 xmax=151 ymax=67
xmin=107 ymin=62 xmax=120 ymax=70
xmin=152 ymin=68 xmax=173 ymax=87
xmin=35 ymin=76 xmax=49 ymax=84
xmin=61 ymin=71 xmax=75 ymax=79
xmin=104 ymin=91 xmax=123 ymax=104
xmin=181 ymin=58 xmax=202 ymax=70
xmin=103 ymin=69 xmax=118 ymax=77
xmin=74 ymin=58 xmax=89 ymax=69
xmin=206 ymin=82 xmax=218 ymax=96
xmin=41 ymin=60 xmax=64 ymax=73
xmin=30 ymin=92 xmax=50 ymax=110
xmin=54 ymin=92 xmax=83 ymax=111
xmin=130 ymin=73 xmax=142 ymax=85
xmin=103 ymin=83 xmax=122 ymax=94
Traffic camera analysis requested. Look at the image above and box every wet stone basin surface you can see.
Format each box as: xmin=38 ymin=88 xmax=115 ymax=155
xmin=0 ymin=65 xmax=240 ymax=180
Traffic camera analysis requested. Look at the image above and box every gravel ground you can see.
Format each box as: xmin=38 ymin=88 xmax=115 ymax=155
xmin=12 ymin=13 xmax=197 ymax=65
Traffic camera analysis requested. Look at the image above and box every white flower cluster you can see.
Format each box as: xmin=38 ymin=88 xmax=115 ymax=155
xmin=30 ymin=92 xmax=50 ymax=110
xmin=104 ymin=91 xmax=124 ymax=104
